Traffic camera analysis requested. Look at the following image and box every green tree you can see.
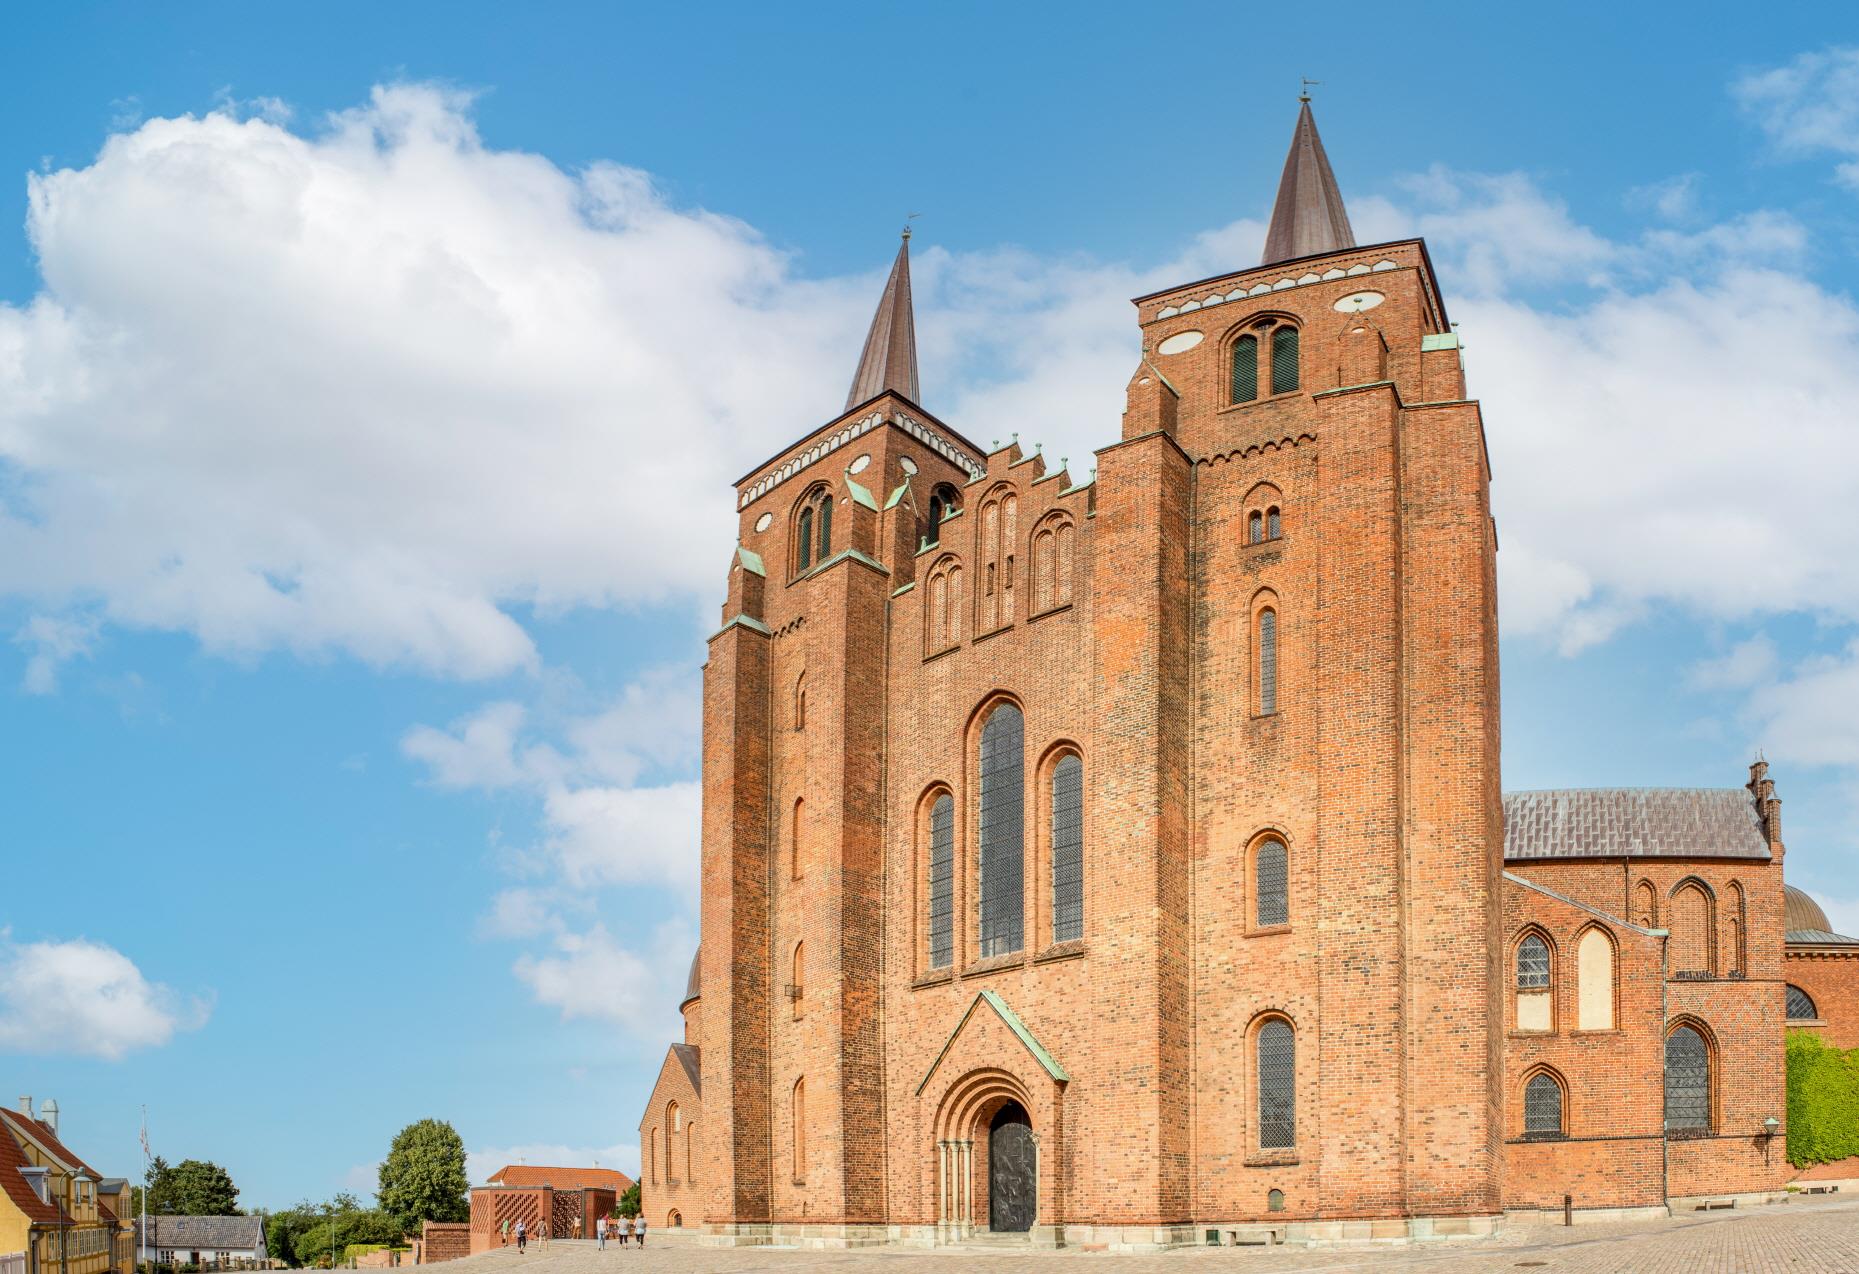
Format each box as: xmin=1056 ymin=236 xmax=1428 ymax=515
xmin=375 ymin=1120 xmax=468 ymax=1234
xmin=136 ymin=1157 xmax=240 ymax=1216
xmin=616 ymin=1182 xmax=639 ymax=1219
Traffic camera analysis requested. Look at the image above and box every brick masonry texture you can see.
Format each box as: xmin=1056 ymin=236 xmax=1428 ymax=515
xmin=636 ymin=235 xmax=1859 ymax=1243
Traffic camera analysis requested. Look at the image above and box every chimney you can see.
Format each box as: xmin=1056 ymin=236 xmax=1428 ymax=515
xmin=40 ymin=1098 xmax=58 ymax=1133
xmin=16 ymin=1096 xmax=30 ymax=1117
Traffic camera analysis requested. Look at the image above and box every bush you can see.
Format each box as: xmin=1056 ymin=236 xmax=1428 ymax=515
xmin=1786 ymin=1030 xmax=1859 ymax=1167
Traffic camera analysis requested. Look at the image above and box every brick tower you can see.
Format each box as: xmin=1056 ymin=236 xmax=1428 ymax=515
xmin=659 ymin=98 xmax=1505 ymax=1248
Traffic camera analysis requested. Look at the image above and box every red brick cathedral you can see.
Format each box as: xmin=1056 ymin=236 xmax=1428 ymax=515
xmin=638 ymin=101 xmax=1859 ymax=1249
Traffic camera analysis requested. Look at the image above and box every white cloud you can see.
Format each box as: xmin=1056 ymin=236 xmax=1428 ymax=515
xmin=1691 ymin=634 xmax=1780 ymax=692
xmin=1746 ymin=642 xmax=1859 ymax=768
xmin=1735 ymin=46 xmax=1859 ymax=188
xmin=14 ymin=612 xmax=97 ymax=693
xmin=466 ymin=1141 xmax=640 ymax=1187
xmin=0 ymin=934 xmax=210 ymax=1059
xmin=511 ymin=920 xmax=690 ymax=1031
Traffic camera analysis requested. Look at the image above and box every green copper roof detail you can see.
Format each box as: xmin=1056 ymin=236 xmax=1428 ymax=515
xmin=915 ymin=988 xmax=1069 ymax=1095
xmin=884 ymin=480 xmax=910 ymax=510
xmin=1421 ymin=332 xmax=1461 ymax=351
xmin=735 ymin=546 xmax=766 ymax=576
xmin=845 ymin=476 xmax=879 ymax=510
xmin=709 ymin=614 xmax=771 ymax=641
xmin=892 ymin=582 xmax=916 ymax=597
xmin=806 ymin=547 xmax=890 ymax=578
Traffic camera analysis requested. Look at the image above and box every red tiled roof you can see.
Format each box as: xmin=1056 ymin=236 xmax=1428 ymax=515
xmin=0 ymin=1110 xmax=64 ymax=1224
xmin=0 ymin=1108 xmax=101 ymax=1179
xmin=484 ymin=1165 xmax=633 ymax=1192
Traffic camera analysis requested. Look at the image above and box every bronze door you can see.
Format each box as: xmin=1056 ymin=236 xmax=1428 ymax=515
xmin=988 ymin=1102 xmax=1035 ymax=1232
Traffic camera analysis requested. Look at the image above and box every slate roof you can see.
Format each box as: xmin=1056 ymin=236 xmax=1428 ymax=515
xmin=671 ymin=1042 xmax=701 ymax=1098
xmin=1503 ymin=788 xmax=1771 ymax=862
xmin=1788 ymin=929 xmax=1859 ymax=946
xmin=485 ymin=1165 xmax=633 ymax=1192
xmin=143 ymin=1216 xmax=265 ymax=1250
xmin=681 ymin=947 xmax=701 ymax=1006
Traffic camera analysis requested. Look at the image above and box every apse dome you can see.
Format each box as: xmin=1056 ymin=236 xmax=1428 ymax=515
xmin=682 ymin=946 xmax=702 ymax=1005
xmin=1785 ymin=884 xmax=1832 ymax=936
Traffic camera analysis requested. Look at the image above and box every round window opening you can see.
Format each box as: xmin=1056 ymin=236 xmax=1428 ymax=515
xmin=847 ymin=453 xmax=871 ymax=475
xmin=1267 ymin=1189 xmax=1285 ymax=1212
xmin=753 ymin=512 xmax=773 ymax=532
xmin=899 ymin=456 xmax=919 ymax=475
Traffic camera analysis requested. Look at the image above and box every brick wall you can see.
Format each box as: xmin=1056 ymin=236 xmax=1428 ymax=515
xmin=417 ymin=1222 xmax=467 ymax=1265
xmin=1786 ymin=950 xmax=1859 ymax=1049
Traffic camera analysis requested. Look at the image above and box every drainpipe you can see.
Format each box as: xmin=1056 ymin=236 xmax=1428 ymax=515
xmin=1658 ymin=929 xmax=1670 ymax=1212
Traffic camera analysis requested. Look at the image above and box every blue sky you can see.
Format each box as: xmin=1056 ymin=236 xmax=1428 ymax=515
xmin=4 ymin=0 xmax=1859 ymax=1211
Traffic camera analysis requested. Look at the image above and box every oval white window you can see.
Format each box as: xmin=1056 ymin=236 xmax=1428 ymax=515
xmin=754 ymin=512 xmax=773 ymax=532
xmin=847 ymin=453 xmax=871 ymax=475
xmin=899 ymin=456 xmax=919 ymax=475
xmin=1332 ymin=291 xmax=1386 ymax=313
xmin=1156 ymin=330 xmax=1205 ymax=356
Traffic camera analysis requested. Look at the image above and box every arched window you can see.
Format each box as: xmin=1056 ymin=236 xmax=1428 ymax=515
xmin=978 ymin=702 xmax=1026 ymax=958
xmin=926 ymin=557 xmax=964 ymax=651
xmin=1256 ymin=608 xmax=1278 ymax=715
xmin=667 ymin=1210 xmax=682 ymax=1228
xmin=790 ymin=941 xmax=805 ymax=1019
xmin=1670 ymin=882 xmax=1714 ymax=977
xmin=796 ymin=507 xmax=814 ymax=572
xmin=1727 ymin=881 xmax=1746 ymax=976
xmin=927 ymin=792 xmax=955 ymax=969
xmin=1786 ymin=984 xmax=1819 ymax=1021
xmin=649 ymin=1133 xmax=657 ymax=1184
xmin=790 ymin=797 xmax=805 ymax=880
xmin=1231 ymin=334 xmax=1259 ymax=403
xmin=1257 ymin=1019 xmax=1296 ymax=1149
xmin=1516 ymin=933 xmax=1552 ymax=1031
xmin=666 ymin=1102 xmax=680 ymax=1180
xmin=1665 ymin=1024 xmax=1710 ymax=1133
xmin=1249 ymin=511 xmax=1263 ymax=544
xmin=792 ymin=1078 xmax=807 ymax=1179
xmin=1254 ymin=838 xmax=1289 ymax=928
xmin=1267 ymin=507 xmax=1281 ymax=539
xmin=1050 ymin=754 xmax=1084 ymax=944
xmin=1577 ymin=928 xmax=1615 ymax=1030
xmin=1523 ymin=1072 xmax=1565 ymax=1139
xmin=816 ymin=490 xmax=833 ymax=562
xmin=794 ymin=673 xmax=806 ymax=731
xmin=924 ymin=484 xmax=959 ymax=549
xmin=1030 ymin=516 xmax=1075 ymax=614
xmin=685 ymin=1121 xmax=696 ymax=1184
xmin=795 ymin=489 xmax=832 ymax=575
xmin=1271 ymin=324 xmax=1300 ymax=394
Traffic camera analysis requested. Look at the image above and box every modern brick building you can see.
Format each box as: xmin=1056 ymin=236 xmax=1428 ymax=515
xmin=637 ymin=99 xmax=1859 ymax=1248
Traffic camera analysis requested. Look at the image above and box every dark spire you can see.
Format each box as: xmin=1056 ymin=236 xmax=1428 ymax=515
xmin=846 ymin=229 xmax=920 ymax=410
xmin=1261 ymin=96 xmax=1356 ymax=267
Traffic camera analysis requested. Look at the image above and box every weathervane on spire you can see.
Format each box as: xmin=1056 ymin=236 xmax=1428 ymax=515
xmin=1300 ymin=76 xmax=1320 ymax=103
xmin=904 ymin=212 xmax=920 ymax=241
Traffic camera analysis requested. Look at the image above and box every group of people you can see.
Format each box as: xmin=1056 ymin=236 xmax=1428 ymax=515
xmin=595 ymin=1214 xmax=647 ymax=1249
xmin=499 ymin=1213 xmax=648 ymax=1253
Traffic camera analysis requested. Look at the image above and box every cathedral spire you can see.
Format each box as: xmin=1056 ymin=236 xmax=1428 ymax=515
xmin=846 ymin=228 xmax=920 ymax=411
xmin=1260 ymin=96 xmax=1356 ymax=267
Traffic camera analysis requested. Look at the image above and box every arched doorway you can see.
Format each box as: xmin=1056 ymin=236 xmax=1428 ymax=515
xmin=988 ymin=1101 xmax=1035 ymax=1232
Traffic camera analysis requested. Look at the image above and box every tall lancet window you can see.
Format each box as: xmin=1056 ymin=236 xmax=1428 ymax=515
xmin=1257 ymin=608 xmax=1278 ymax=715
xmin=927 ymin=793 xmax=955 ymax=969
xmin=816 ymin=491 xmax=833 ymax=561
xmin=797 ymin=506 xmax=814 ymax=572
xmin=977 ymin=702 xmax=1025 ymax=958
xmin=1271 ymin=325 xmax=1300 ymax=394
xmin=1050 ymin=754 xmax=1083 ymax=944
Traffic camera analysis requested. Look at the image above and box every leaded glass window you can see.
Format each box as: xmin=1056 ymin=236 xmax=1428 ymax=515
xmin=797 ymin=507 xmax=813 ymax=572
xmin=1271 ymin=325 xmax=1300 ymax=394
xmin=1249 ymin=511 xmax=1262 ymax=544
xmin=1258 ymin=609 xmax=1277 ymax=715
xmin=1267 ymin=507 xmax=1281 ymax=539
xmin=1516 ymin=934 xmax=1550 ymax=989
xmin=1257 ymin=1020 xmax=1296 ymax=1149
xmin=1523 ymin=1073 xmax=1564 ymax=1138
xmin=928 ymin=794 xmax=954 ymax=969
xmin=1255 ymin=839 xmax=1288 ymax=927
xmin=1051 ymin=755 xmax=1083 ymax=944
xmin=1665 ymin=1025 xmax=1709 ymax=1132
xmin=1232 ymin=334 xmax=1259 ymax=403
xmin=817 ymin=493 xmax=832 ymax=561
xmin=1786 ymin=984 xmax=1818 ymax=1020
xmin=978 ymin=704 xmax=1025 ymax=958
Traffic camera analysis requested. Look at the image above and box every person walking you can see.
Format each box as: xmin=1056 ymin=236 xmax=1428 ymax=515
xmin=500 ymin=1219 xmax=509 ymax=1248
xmin=573 ymin=1215 xmax=582 ymax=1243
xmin=515 ymin=1219 xmax=527 ymax=1254
xmin=618 ymin=1215 xmax=632 ymax=1247
xmin=634 ymin=1216 xmax=646 ymax=1251
xmin=595 ymin=1215 xmax=606 ymax=1251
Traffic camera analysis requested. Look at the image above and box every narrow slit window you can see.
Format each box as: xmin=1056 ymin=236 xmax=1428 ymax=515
xmin=817 ymin=493 xmax=833 ymax=561
xmin=1267 ymin=507 xmax=1281 ymax=539
xmin=797 ymin=507 xmax=813 ymax=572
xmin=1050 ymin=755 xmax=1084 ymax=944
xmin=1249 ymin=511 xmax=1263 ymax=544
xmin=1257 ymin=609 xmax=1278 ymax=715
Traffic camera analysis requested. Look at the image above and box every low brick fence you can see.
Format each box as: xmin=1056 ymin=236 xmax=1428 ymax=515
xmin=419 ymin=1223 xmax=470 ymax=1265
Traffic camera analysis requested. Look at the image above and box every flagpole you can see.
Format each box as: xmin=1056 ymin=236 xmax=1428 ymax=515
xmin=140 ymin=1107 xmax=149 ymax=1274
